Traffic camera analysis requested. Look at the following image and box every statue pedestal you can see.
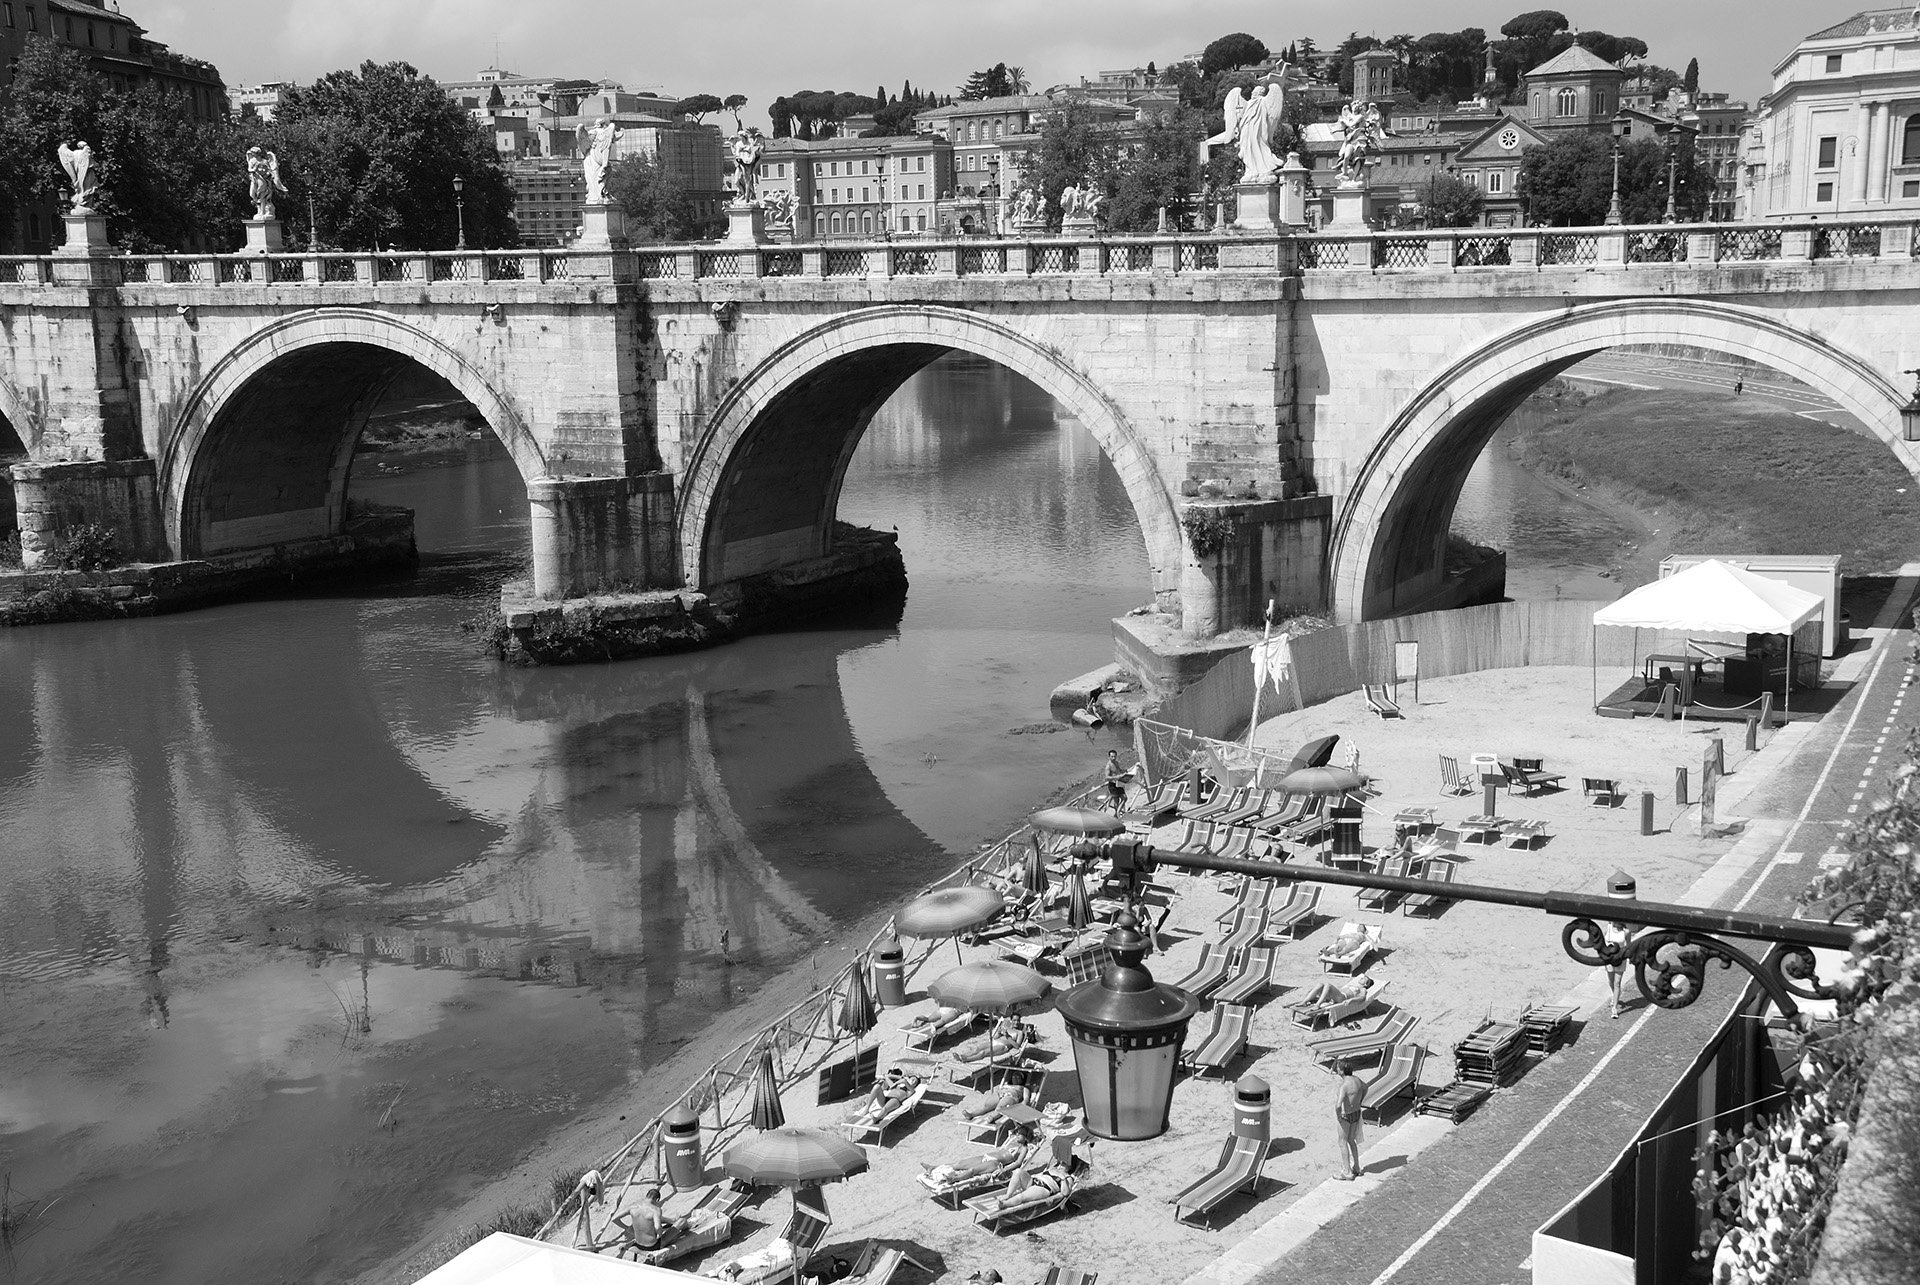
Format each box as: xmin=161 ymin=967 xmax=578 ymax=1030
xmin=1014 ymin=218 xmax=1048 ymax=237
xmin=1060 ymin=215 xmax=1096 ymax=236
xmin=1230 ymin=181 xmax=1280 ymax=234
xmin=243 ymin=217 xmax=285 ymax=254
xmin=56 ymin=211 xmax=110 ymax=256
xmin=576 ymin=203 xmax=629 ymax=249
xmin=1323 ymin=184 xmax=1372 ymax=232
xmin=722 ymin=201 xmax=765 ymax=246
xmin=1278 ymin=159 xmax=1313 ymax=228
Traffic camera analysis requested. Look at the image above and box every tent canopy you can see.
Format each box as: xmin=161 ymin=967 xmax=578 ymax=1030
xmin=1592 ymin=559 xmax=1824 ymax=635
xmin=415 ymin=1233 xmax=706 ymax=1283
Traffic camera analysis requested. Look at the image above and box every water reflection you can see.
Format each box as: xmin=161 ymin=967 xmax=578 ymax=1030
xmin=0 ymin=355 xmax=1147 ymax=1285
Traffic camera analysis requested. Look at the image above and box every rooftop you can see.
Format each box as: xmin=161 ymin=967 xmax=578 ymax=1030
xmin=1525 ymin=45 xmax=1626 ymax=79
xmin=1807 ymin=7 xmax=1920 ymax=39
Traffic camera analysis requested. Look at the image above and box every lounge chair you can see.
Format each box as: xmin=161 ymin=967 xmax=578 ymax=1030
xmin=1358 ymin=853 xmax=1411 ymax=911
xmin=1360 ymin=1043 xmax=1428 ymax=1123
xmin=1318 ymin=922 xmax=1382 ymax=974
xmin=1415 ymin=826 xmax=1462 ymax=857
xmin=1310 ymin=1009 xmax=1418 ymax=1067
xmin=1171 ymin=942 xmax=1232 ymax=1000
xmin=1250 ymin=793 xmax=1307 ymax=832
xmin=1271 ymin=795 xmax=1329 ymax=846
xmin=1166 ymin=820 xmax=1218 ymax=857
xmin=1219 ymin=906 xmax=1271 ymax=959
xmin=843 ymin=1240 xmax=930 ymax=1285
xmin=816 ymin=1045 xmax=882 ymax=1104
xmin=1181 ymin=784 xmax=1248 ymax=823
xmin=964 ymin=1166 xmax=1084 ymax=1232
xmin=1500 ymin=761 xmax=1566 ymax=797
xmin=1169 ymin=1130 xmax=1267 ymax=1223
xmin=1214 ymin=947 xmax=1277 ymax=1005
xmin=703 ymin=1187 xmax=832 ymax=1284
xmin=1582 ymin=777 xmax=1621 ymax=807
xmin=1121 ymin=777 xmax=1185 ymax=829
xmin=1403 ymin=857 xmax=1459 ymax=917
xmin=1266 ymin=884 xmax=1322 ymax=940
xmin=1039 ymin=1269 xmax=1099 ymax=1285
xmin=1505 ymin=819 xmax=1552 ymax=849
xmin=621 ymin=1180 xmax=753 ymax=1265
xmin=1210 ymin=826 xmax=1257 ymax=861
xmin=1288 ymin=976 xmax=1388 ymax=1029
xmin=902 ymin=1007 xmax=974 ymax=1053
xmin=1214 ymin=789 xmax=1276 ymax=827
xmin=1438 ymin=755 xmax=1474 ymax=797
xmin=1183 ymin=1002 xmax=1252 ymax=1076
xmin=1365 ymin=684 xmax=1403 ymax=718
xmin=1217 ymin=881 xmax=1273 ymax=926
xmin=840 ymin=1075 xmax=932 ymax=1146
xmin=917 ymin=1146 xmax=1030 ymax=1208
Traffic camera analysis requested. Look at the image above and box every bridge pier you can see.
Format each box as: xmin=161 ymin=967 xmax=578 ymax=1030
xmin=1178 ymin=496 xmax=1334 ymax=636
xmin=9 ymin=458 xmax=168 ymax=568
xmin=527 ymin=472 xmax=679 ymax=599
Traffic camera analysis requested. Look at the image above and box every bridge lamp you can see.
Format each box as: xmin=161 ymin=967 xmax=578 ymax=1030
xmin=453 ymin=175 xmax=467 ymax=251
xmin=1054 ymin=912 xmax=1199 ymax=1141
xmin=1902 ymin=369 xmax=1920 ymax=442
xmin=1606 ymin=117 xmax=1627 ymax=226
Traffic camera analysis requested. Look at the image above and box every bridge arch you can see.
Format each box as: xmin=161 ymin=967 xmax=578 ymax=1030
xmin=0 ymin=370 xmax=35 ymax=456
xmin=678 ymin=304 xmax=1183 ymax=601
xmin=1329 ymin=298 xmax=1919 ymax=621
xmin=162 ymin=309 xmax=544 ymax=558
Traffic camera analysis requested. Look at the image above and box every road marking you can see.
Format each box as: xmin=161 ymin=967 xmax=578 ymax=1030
xmin=1776 ymin=852 xmax=1804 ymax=865
xmin=1567 ymin=375 xmax=1659 ymax=390
xmin=1364 ymin=1007 xmax=1661 ymax=1285
xmin=1732 ymin=638 xmax=1893 ymax=913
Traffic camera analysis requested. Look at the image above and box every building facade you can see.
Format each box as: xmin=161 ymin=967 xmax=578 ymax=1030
xmin=226 ymin=80 xmax=291 ymax=122
xmin=760 ymin=134 xmax=954 ymax=238
xmin=914 ymin=94 xmax=1138 ymax=198
xmin=1740 ymin=8 xmax=1920 ymax=219
xmin=1521 ymin=45 xmax=1624 ymax=134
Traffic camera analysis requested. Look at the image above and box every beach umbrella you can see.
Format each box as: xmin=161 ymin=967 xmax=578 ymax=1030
xmin=927 ymin=959 xmax=1053 ymax=1015
xmin=1288 ymin=734 xmax=1341 ymax=772
xmin=1066 ymin=866 xmax=1093 ymax=931
xmin=897 ymin=885 xmax=1005 ymax=963
xmin=838 ymin=955 xmax=877 ymax=1041
xmin=749 ymin=1048 xmax=786 ymax=1132
xmin=1029 ymin=806 xmax=1125 ymax=837
xmin=1024 ymin=836 xmax=1051 ymax=901
xmin=1278 ymin=765 xmax=1368 ymax=797
xmin=723 ymin=1126 xmax=870 ymax=1188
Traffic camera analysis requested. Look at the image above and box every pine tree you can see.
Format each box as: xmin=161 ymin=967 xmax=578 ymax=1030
xmin=1683 ymin=57 xmax=1700 ymax=95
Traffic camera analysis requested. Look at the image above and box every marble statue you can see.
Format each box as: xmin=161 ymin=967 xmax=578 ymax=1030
xmin=1235 ymin=63 xmax=1303 ymax=185
xmin=727 ymin=127 xmax=765 ymax=203
xmin=245 ymin=146 xmax=286 ymax=220
xmin=1084 ymin=186 xmax=1105 ymax=222
xmin=1060 ymin=183 xmax=1087 ymax=220
xmin=1335 ymin=101 xmax=1389 ymax=186
xmin=57 ymin=140 xmax=99 ymax=212
xmin=761 ymin=187 xmax=794 ymax=226
xmin=1015 ymin=187 xmax=1039 ymax=225
xmin=1200 ymin=84 xmax=1246 ymax=168
xmin=577 ymin=117 xmax=619 ymax=205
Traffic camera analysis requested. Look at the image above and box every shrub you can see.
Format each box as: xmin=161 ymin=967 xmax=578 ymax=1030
xmin=1182 ymin=506 xmax=1239 ymax=558
xmin=46 ymin=524 xmax=120 ymax=572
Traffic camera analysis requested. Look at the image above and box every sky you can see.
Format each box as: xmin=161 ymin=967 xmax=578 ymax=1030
xmin=137 ymin=0 xmax=1825 ymax=125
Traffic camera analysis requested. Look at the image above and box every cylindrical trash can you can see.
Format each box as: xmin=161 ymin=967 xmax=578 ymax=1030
xmin=661 ymin=1103 xmax=703 ymax=1190
xmin=1233 ymin=1075 xmax=1272 ymax=1147
xmin=872 ymin=934 xmax=907 ymax=1008
xmin=1330 ymin=806 xmax=1364 ymax=861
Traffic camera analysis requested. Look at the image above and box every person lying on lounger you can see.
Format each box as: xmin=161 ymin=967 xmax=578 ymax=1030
xmin=952 ymin=1017 xmax=1031 ymax=1064
xmin=957 ymin=1082 xmax=1029 ymax=1121
xmin=1294 ymin=978 xmax=1366 ymax=1008
xmin=904 ymin=1004 xmax=965 ymax=1033
xmin=708 ymin=1236 xmax=793 ymax=1281
xmin=920 ymin=1132 xmax=1032 ymax=1184
xmin=971 ymin=1159 xmax=1073 ymax=1216
xmin=845 ymin=1066 xmax=916 ymax=1124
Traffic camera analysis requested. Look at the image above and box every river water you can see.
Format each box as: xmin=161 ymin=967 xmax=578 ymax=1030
xmin=0 ymin=358 xmax=1629 ymax=1285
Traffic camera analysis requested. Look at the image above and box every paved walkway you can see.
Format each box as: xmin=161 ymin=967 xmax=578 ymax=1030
xmin=1214 ymin=627 xmax=1916 ymax=1285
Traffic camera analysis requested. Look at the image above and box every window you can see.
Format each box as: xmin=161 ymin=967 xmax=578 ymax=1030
xmin=901 ymin=184 xmax=909 ymax=199
xmin=1906 ymin=181 xmax=1919 ymax=198
xmin=966 ymin=155 xmax=975 ymax=171
xmin=86 ymin=20 xmax=93 ymax=45
xmin=63 ymin=14 xmax=70 ymax=38
xmin=3 ymin=5 xmax=12 ymax=27
xmin=916 ymin=214 xmax=926 ymax=230
xmin=831 ymin=187 xmax=838 ymax=203
xmin=862 ymin=186 xmax=869 ymax=202
xmin=1488 ymin=170 xmax=1504 ymax=193
xmin=1904 ymin=117 xmax=1920 ymax=164
xmin=968 ymin=122 xmax=977 ymax=141
xmin=918 ymin=183 xmax=926 ymax=199
xmin=25 ymin=4 xmax=37 ymax=31
xmin=1818 ymin=136 xmax=1838 ymax=168
xmin=993 ymin=120 xmax=1002 ymax=139
xmin=917 ymin=156 xmax=926 ymax=172
xmin=862 ymin=213 xmax=873 ymax=233
xmin=1825 ymin=53 xmax=1843 ymax=73
xmin=1555 ymin=87 xmax=1577 ymax=116
xmin=830 ymin=162 xmax=839 ymax=176
xmin=1817 ymin=181 xmax=1835 ymax=201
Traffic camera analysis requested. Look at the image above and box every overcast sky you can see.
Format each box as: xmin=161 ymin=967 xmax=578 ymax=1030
xmin=140 ymin=1 xmax=1822 ymax=123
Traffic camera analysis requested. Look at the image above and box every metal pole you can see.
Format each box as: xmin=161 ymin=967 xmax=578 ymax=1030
xmin=1664 ymin=142 xmax=1679 ymax=223
xmin=1247 ymin=600 xmax=1274 ymax=750
xmin=456 ymin=197 xmax=467 ymax=250
xmin=1605 ymin=144 xmax=1623 ymax=225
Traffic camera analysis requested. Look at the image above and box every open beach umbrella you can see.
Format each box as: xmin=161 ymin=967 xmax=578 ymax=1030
xmin=749 ymin=1048 xmax=786 ymax=1132
xmin=838 ymin=955 xmax=877 ymax=1041
xmin=1029 ymin=806 xmax=1125 ymax=837
xmin=897 ymin=885 xmax=1005 ymax=963
xmin=1066 ymin=866 xmax=1093 ymax=931
xmin=927 ymin=959 xmax=1053 ymax=1015
xmin=724 ymin=1125 xmax=870 ymax=1189
xmin=1024 ymin=836 xmax=1051 ymax=901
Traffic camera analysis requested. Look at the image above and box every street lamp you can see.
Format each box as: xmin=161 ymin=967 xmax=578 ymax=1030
xmin=453 ymin=175 xmax=467 ymax=250
xmin=1605 ymin=116 xmax=1627 ymax=225
xmin=1054 ymin=912 xmax=1199 ymax=1141
xmin=1901 ymin=368 xmax=1920 ymax=442
xmin=1662 ymin=133 xmax=1681 ymax=224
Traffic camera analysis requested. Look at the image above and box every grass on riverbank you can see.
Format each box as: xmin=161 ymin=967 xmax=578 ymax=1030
xmin=1510 ymin=387 xmax=1920 ymax=573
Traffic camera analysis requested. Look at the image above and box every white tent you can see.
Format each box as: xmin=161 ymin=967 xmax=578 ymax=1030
xmin=414 ymin=1234 xmax=706 ymax=1285
xmin=1591 ymin=560 xmax=1825 ymax=712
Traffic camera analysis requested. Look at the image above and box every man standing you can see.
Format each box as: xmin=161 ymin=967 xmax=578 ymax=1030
xmin=1104 ymin=750 xmax=1128 ymax=813
xmin=1333 ymin=1060 xmax=1366 ymax=1179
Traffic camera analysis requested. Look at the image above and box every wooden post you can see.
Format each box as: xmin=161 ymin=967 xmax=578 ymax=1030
xmin=1676 ymin=767 xmax=1689 ymax=807
xmin=1700 ymin=746 xmax=1720 ymax=836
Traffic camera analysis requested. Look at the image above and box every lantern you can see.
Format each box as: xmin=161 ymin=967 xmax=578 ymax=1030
xmin=1054 ymin=912 xmax=1199 ymax=1141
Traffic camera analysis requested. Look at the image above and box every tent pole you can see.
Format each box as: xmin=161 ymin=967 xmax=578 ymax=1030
xmin=1785 ymin=631 xmax=1792 ymax=715
xmin=1591 ymin=624 xmax=1597 ymax=711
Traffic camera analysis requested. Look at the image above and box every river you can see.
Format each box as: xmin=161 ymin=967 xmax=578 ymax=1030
xmin=0 ymin=359 xmax=1633 ymax=1285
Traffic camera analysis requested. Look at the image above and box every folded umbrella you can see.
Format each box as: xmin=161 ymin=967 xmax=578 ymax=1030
xmin=749 ymin=1047 xmax=786 ymax=1131
xmin=1030 ymin=806 xmax=1125 ymax=837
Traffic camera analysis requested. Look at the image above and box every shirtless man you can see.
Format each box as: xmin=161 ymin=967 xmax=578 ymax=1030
xmin=610 ymin=1186 xmax=686 ymax=1254
xmin=1334 ymin=1060 xmax=1366 ymax=1179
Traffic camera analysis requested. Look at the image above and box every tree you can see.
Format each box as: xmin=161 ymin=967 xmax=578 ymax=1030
xmin=1419 ymin=172 xmax=1484 ymax=227
xmin=1105 ymin=106 xmax=1211 ymax=232
xmin=1201 ymin=33 xmax=1270 ymax=78
xmin=1517 ymin=131 xmax=1713 ymax=225
xmin=607 ymin=152 xmax=718 ymax=242
xmin=722 ymin=93 xmax=749 ymax=126
xmin=674 ymin=93 xmax=724 ymax=123
xmin=1573 ymin=31 xmax=1648 ymax=66
xmin=1027 ymin=101 xmax=1118 ymax=228
xmin=1684 ymin=57 xmax=1701 ymax=95
xmin=960 ymin=63 xmax=1015 ymax=100
xmin=260 ymin=61 xmax=518 ymax=250
xmin=1630 ymin=64 xmax=1685 ymax=100
xmin=1008 ymin=67 xmax=1031 ymax=95
xmin=1411 ymin=28 xmax=1489 ymax=101
xmin=1145 ymin=61 xmax=1157 ymax=79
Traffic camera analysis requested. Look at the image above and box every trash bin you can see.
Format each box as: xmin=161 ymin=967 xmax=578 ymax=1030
xmin=1833 ymin=611 xmax=1850 ymax=658
xmin=872 ymin=934 xmax=907 ymax=1008
xmin=660 ymin=1103 xmax=703 ymax=1190
xmin=1330 ymin=806 xmax=1364 ymax=861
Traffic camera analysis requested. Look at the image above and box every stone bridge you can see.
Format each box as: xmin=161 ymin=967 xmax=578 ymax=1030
xmin=4 ymin=217 xmax=1919 ymax=637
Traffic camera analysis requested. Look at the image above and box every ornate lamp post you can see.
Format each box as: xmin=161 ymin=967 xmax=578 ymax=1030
xmin=1662 ymin=133 xmax=1681 ymax=224
xmin=453 ymin=175 xmax=467 ymax=250
xmin=1605 ymin=116 xmax=1627 ymax=225
xmin=1901 ymin=368 xmax=1920 ymax=442
xmin=1054 ymin=912 xmax=1199 ymax=1141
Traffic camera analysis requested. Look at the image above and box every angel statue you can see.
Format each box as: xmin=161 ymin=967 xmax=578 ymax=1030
xmin=1084 ymin=186 xmax=1106 ymax=223
xmin=1334 ymin=101 xmax=1389 ymax=186
xmin=245 ymin=146 xmax=286 ymax=220
xmin=577 ymin=117 xmax=619 ymax=205
xmin=727 ymin=127 xmax=765 ymax=204
xmin=1059 ymin=183 xmax=1086 ymax=220
xmin=1014 ymin=187 xmax=1039 ymax=225
xmin=1235 ymin=62 xmax=1305 ymax=186
xmin=1200 ymin=84 xmax=1246 ymax=169
xmin=57 ymin=140 xmax=100 ymax=213
xmin=761 ymin=187 xmax=794 ymax=227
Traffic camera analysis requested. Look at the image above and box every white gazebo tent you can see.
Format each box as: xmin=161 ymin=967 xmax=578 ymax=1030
xmin=414 ymin=1234 xmax=708 ymax=1284
xmin=1591 ymin=559 xmax=1825 ymax=713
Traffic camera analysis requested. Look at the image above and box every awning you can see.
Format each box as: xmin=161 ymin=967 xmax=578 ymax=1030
xmin=1592 ymin=560 xmax=1823 ymax=635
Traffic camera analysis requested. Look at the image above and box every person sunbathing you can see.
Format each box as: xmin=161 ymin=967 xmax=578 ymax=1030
xmin=971 ymin=1160 xmax=1072 ymax=1216
xmin=957 ymin=1082 xmax=1028 ymax=1121
xmin=904 ymin=1005 xmax=965 ymax=1033
xmin=708 ymin=1236 xmax=793 ymax=1281
xmin=920 ymin=1134 xmax=1030 ymax=1184
xmin=952 ymin=1017 xmax=1030 ymax=1064
xmin=846 ymin=1066 xmax=918 ymax=1125
xmin=1294 ymin=978 xmax=1366 ymax=1009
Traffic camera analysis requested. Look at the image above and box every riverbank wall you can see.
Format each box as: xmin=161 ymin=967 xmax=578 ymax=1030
xmin=0 ymin=505 xmax=417 ymax=625
xmin=492 ymin=522 xmax=908 ymax=664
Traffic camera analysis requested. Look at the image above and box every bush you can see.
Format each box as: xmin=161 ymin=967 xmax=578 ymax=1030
xmin=46 ymin=524 xmax=120 ymax=572
xmin=1182 ymin=506 xmax=1239 ymax=558
xmin=0 ymin=532 xmax=20 ymax=569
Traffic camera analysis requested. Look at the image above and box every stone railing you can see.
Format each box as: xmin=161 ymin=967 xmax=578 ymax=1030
xmin=0 ymin=219 xmax=1909 ymax=289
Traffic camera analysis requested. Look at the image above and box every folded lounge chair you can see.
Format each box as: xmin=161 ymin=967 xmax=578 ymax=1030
xmin=1318 ymin=922 xmax=1383 ymax=974
xmin=1171 ymin=942 xmax=1232 ymax=1000
xmin=1358 ymin=853 xmax=1411 ymax=911
xmin=1403 ymin=857 xmax=1459 ymax=917
xmin=1288 ymin=976 xmax=1388 ymax=1029
xmin=1169 ymin=1131 xmax=1267 ymax=1223
xmin=844 ymin=1240 xmax=931 ymax=1285
xmin=1310 ymin=1009 xmax=1418 ymax=1067
xmin=1214 ymin=947 xmax=1277 ymax=1005
xmin=1364 ymin=684 xmax=1403 ymax=718
xmin=1266 ymin=884 xmax=1322 ymax=940
xmin=1360 ymin=1043 xmax=1428 ymax=1123
xmin=1183 ymin=1002 xmax=1252 ymax=1076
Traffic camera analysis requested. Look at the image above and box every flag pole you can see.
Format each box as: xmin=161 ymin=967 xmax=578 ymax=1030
xmin=1246 ymin=599 xmax=1274 ymax=750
